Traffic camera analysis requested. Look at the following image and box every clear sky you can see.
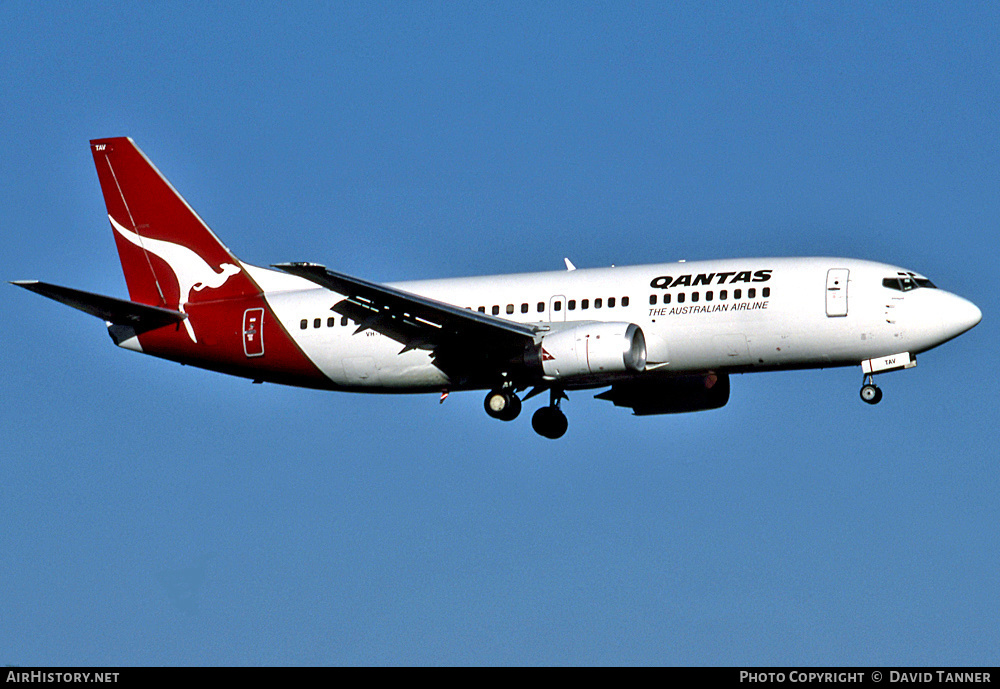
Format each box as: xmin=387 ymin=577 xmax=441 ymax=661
xmin=1 ymin=2 xmax=997 ymax=666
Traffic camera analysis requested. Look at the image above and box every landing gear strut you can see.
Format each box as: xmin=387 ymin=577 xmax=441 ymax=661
xmin=484 ymin=388 xmax=521 ymax=421
xmin=532 ymin=389 xmax=568 ymax=439
xmin=860 ymin=374 xmax=883 ymax=405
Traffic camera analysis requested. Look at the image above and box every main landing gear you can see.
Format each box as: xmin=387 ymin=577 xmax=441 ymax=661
xmin=483 ymin=385 xmax=568 ymax=438
xmin=531 ymin=389 xmax=568 ymax=440
xmin=859 ymin=374 xmax=883 ymax=405
xmin=484 ymin=388 xmax=521 ymax=421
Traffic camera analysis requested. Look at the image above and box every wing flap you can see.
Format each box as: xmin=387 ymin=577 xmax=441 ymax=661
xmin=272 ymin=262 xmax=538 ymax=342
xmin=272 ymin=263 xmax=542 ymax=383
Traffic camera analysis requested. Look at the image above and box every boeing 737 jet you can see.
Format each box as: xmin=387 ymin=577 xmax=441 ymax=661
xmin=13 ymin=138 xmax=982 ymax=438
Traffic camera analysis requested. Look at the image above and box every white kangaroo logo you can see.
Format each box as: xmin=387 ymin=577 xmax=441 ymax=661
xmin=110 ymin=215 xmax=242 ymax=343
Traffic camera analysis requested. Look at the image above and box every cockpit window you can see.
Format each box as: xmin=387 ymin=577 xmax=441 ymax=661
xmin=882 ymin=274 xmax=937 ymax=292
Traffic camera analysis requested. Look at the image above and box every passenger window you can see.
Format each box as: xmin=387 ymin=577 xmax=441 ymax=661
xmin=568 ymin=300 xmax=576 ymax=310
xmin=581 ymin=299 xmax=589 ymax=310
xmin=664 ymin=294 xmax=671 ymax=304
xmin=478 ymin=306 xmax=486 ymax=313
xmin=622 ymin=296 xmax=629 ymax=306
xmin=313 ymin=318 xmax=321 ymax=328
xmin=492 ymin=305 xmax=500 ymax=316
xmin=691 ymin=292 xmax=699 ymax=303
xmin=341 ymin=316 xmax=349 ymax=326
xmin=300 ymin=319 xmax=308 ymax=330
xmin=762 ymin=287 xmax=770 ymax=298
xmin=554 ymin=301 xmax=562 ymax=311
xmin=327 ymin=317 xmax=335 ymax=327
xmin=748 ymin=288 xmax=756 ymax=299
xmin=608 ymin=297 xmax=616 ymax=308
xmin=649 ymin=294 xmax=657 ymax=305
xmin=595 ymin=298 xmax=602 ymax=308
xmin=720 ymin=290 xmax=727 ymax=300
xmin=678 ymin=293 xmax=685 ymax=304
xmin=706 ymin=291 xmax=713 ymax=301
xmin=734 ymin=289 xmax=742 ymax=299
xmin=521 ymin=303 xmax=529 ymax=314
xmin=506 ymin=304 xmax=514 ymax=314
xmin=537 ymin=302 xmax=545 ymax=313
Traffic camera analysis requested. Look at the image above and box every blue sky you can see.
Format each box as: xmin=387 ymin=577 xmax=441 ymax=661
xmin=1 ymin=2 xmax=997 ymax=665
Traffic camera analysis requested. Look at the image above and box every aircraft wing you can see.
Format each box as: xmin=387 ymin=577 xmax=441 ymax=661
xmin=273 ymin=262 xmax=540 ymax=381
xmin=11 ymin=280 xmax=186 ymax=332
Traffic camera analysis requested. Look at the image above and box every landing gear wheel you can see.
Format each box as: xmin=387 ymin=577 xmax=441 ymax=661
xmin=860 ymin=383 xmax=882 ymax=405
xmin=484 ymin=389 xmax=521 ymax=421
xmin=532 ymin=406 xmax=568 ymax=439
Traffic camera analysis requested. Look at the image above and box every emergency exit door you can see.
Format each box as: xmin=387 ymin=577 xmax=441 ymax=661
xmin=826 ymin=269 xmax=849 ymax=317
xmin=549 ymin=295 xmax=566 ymax=322
xmin=243 ymin=308 xmax=264 ymax=357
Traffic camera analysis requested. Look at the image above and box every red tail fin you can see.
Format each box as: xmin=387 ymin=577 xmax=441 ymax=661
xmin=85 ymin=137 xmax=328 ymax=387
xmin=90 ymin=137 xmax=259 ymax=312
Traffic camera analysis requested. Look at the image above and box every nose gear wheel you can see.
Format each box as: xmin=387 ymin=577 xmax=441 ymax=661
xmin=860 ymin=374 xmax=882 ymax=405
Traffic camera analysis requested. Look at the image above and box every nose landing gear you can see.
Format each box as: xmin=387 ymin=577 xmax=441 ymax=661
xmin=860 ymin=374 xmax=883 ymax=405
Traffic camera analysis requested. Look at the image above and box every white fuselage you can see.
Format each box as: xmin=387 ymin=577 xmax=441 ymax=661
xmin=243 ymin=257 xmax=981 ymax=392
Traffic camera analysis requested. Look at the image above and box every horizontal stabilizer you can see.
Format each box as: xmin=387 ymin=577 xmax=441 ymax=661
xmin=11 ymin=280 xmax=186 ymax=331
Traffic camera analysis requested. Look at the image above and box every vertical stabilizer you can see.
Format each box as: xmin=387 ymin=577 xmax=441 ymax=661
xmin=89 ymin=138 xmax=260 ymax=320
xmin=15 ymin=138 xmax=330 ymax=389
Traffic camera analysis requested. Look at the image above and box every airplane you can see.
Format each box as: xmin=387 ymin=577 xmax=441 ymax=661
xmin=12 ymin=137 xmax=982 ymax=439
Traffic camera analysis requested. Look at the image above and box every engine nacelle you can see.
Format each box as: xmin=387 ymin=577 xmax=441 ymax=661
xmin=535 ymin=322 xmax=647 ymax=379
xmin=594 ymin=373 xmax=730 ymax=415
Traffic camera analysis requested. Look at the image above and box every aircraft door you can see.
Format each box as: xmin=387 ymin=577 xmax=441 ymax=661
xmin=826 ymin=269 xmax=849 ymax=317
xmin=549 ymin=295 xmax=566 ymax=322
xmin=243 ymin=308 xmax=264 ymax=357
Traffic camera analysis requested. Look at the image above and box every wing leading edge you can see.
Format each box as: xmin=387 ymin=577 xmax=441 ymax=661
xmin=272 ymin=262 xmax=541 ymax=383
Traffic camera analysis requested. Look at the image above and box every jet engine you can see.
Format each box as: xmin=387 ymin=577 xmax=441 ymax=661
xmin=532 ymin=322 xmax=646 ymax=379
xmin=595 ymin=373 xmax=730 ymax=415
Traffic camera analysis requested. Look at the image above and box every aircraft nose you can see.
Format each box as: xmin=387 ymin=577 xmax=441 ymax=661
xmin=946 ymin=294 xmax=982 ymax=337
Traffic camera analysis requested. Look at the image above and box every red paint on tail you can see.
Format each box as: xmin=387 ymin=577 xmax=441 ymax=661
xmin=90 ymin=138 xmax=258 ymax=308
xmin=90 ymin=138 xmax=331 ymax=388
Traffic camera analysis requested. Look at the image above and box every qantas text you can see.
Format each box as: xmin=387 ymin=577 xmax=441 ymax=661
xmin=650 ymin=270 xmax=772 ymax=289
